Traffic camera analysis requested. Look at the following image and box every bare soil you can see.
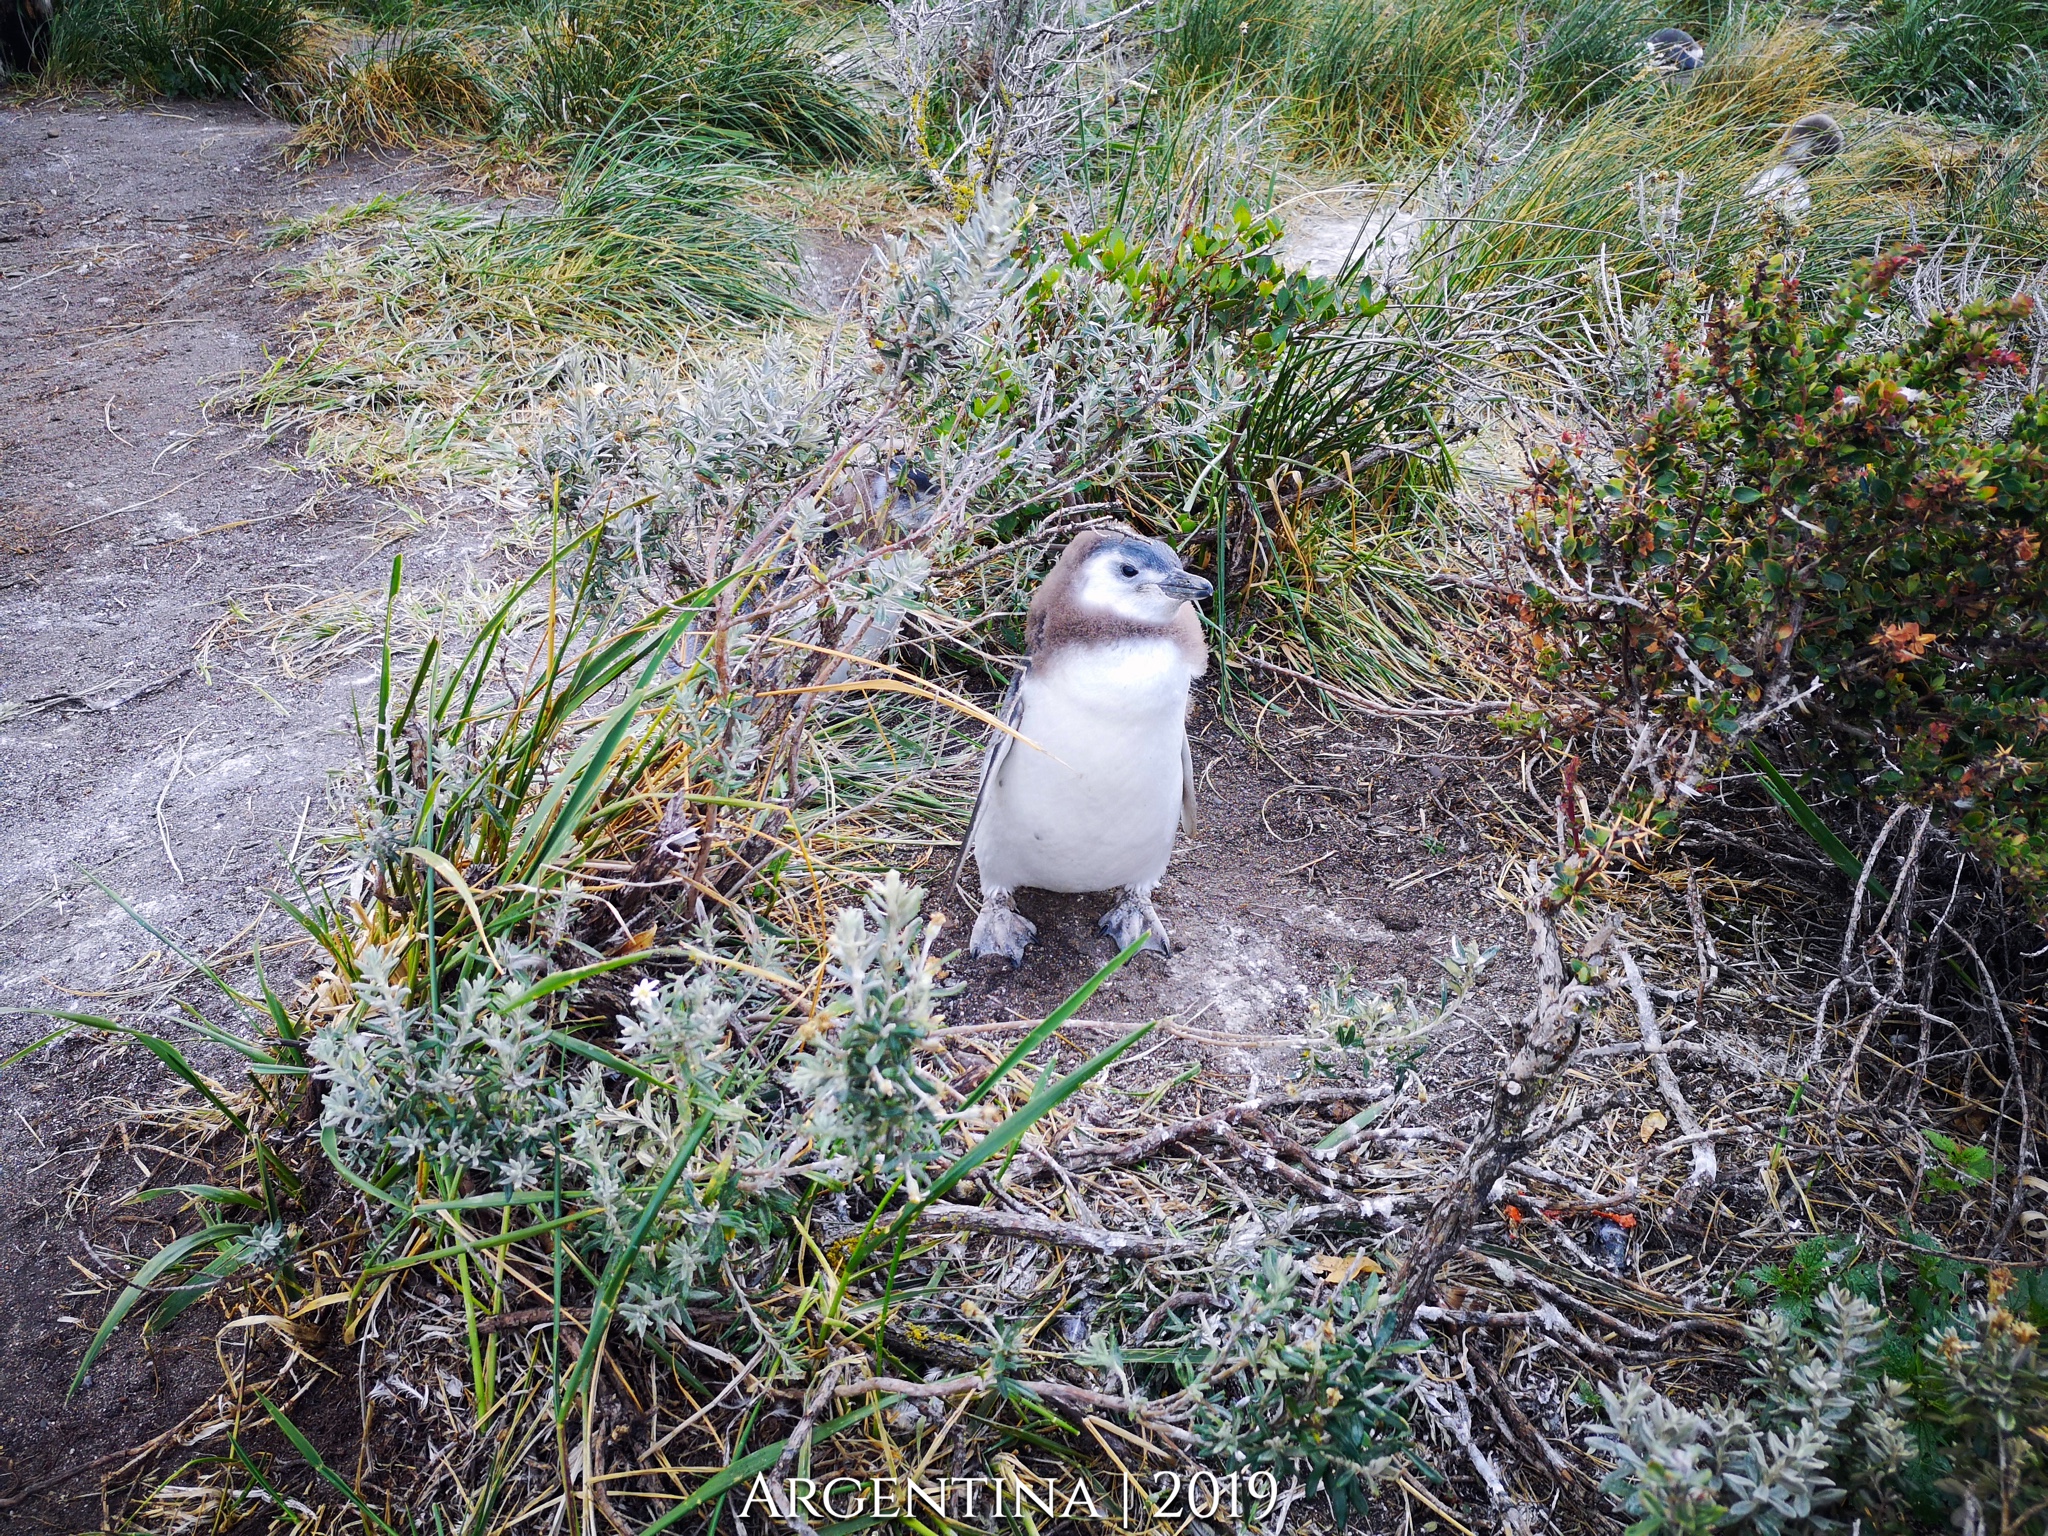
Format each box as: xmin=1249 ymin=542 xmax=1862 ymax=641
xmin=0 ymin=99 xmax=1513 ymax=1527
xmin=0 ymin=97 xmax=496 ymax=1527
xmin=932 ymin=706 xmax=1526 ymax=1099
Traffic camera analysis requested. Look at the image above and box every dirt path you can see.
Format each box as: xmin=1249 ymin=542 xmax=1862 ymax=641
xmin=0 ymin=98 xmax=495 ymax=1524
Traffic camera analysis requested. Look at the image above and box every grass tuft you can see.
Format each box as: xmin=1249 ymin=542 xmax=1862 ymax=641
xmin=1524 ymin=0 xmax=1664 ymax=116
xmin=513 ymin=0 xmax=876 ymax=164
xmin=1850 ymin=0 xmax=2048 ymax=125
xmin=280 ymin=29 xmax=497 ymax=161
xmin=44 ymin=0 xmax=308 ymax=95
xmin=1286 ymin=0 xmax=1503 ymax=162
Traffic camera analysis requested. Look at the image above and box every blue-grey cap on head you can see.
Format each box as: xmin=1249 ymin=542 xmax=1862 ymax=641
xmin=1084 ymin=531 xmax=1214 ymax=604
xmin=1645 ymin=26 xmax=1703 ymax=69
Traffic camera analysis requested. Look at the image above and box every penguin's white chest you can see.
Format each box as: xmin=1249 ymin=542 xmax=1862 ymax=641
xmin=974 ymin=639 xmax=1193 ymax=895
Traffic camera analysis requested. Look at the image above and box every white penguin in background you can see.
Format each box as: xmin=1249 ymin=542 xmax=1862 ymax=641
xmin=956 ymin=526 xmax=1213 ymax=965
xmin=1744 ymin=112 xmax=1845 ymax=218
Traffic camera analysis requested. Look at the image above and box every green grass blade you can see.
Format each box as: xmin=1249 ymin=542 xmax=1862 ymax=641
xmin=364 ymin=1209 xmax=599 ymax=1276
xmin=43 ymin=1014 xmax=301 ymax=1198
xmin=376 ymin=553 xmax=402 ymax=800
xmin=544 ymin=1027 xmax=670 ymax=1090
xmin=509 ymin=950 xmax=687 ymax=1013
xmin=321 ymin=1124 xmax=414 ymax=1213
xmin=1748 ymin=743 xmax=1880 ymax=894
xmin=634 ymin=1397 xmax=900 ymax=1536
xmin=150 ymin=1237 xmax=263 ymax=1334
xmin=134 ymin=1183 xmax=267 ymax=1209
xmin=880 ymin=1019 xmax=1157 ymax=1249
xmin=80 ymin=873 xmax=247 ymax=1005
xmin=1315 ymin=1094 xmax=1393 ymax=1152
xmin=956 ymin=936 xmax=1143 ymax=1112
xmin=71 ymin=1223 xmax=249 ymax=1396
xmin=257 ymin=1392 xmax=400 ymax=1535
xmin=171 ymin=1004 xmax=291 ymax=1069
xmin=0 ymin=1027 xmax=70 ymax=1070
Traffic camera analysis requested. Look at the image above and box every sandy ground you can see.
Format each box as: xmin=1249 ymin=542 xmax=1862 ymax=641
xmin=0 ymin=99 xmax=1517 ymax=1525
xmin=0 ymin=98 xmax=500 ymax=1524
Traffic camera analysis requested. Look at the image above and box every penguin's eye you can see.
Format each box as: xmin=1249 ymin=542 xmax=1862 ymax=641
xmin=1119 ymin=563 xmax=1138 ymax=578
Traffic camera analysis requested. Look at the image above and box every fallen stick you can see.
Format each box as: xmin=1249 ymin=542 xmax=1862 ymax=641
xmin=835 ymin=1370 xmax=991 ymax=1401
xmin=1618 ymin=943 xmax=1717 ymax=1208
xmin=1063 ymin=1085 xmax=1363 ymax=1172
xmin=1134 ymin=1290 xmax=1224 ymax=1343
xmin=1471 ymin=1347 xmax=1573 ymax=1482
xmin=1022 ymin=1380 xmax=1195 ymax=1441
xmin=916 ymin=1201 xmax=1194 ymax=1259
xmin=1391 ymin=881 xmax=1615 ymax=1330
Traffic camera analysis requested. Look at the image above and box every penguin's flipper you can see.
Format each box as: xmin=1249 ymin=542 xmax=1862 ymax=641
xmin=1180 ymin=730 xmax=1198 ymax=837
xmin=950 ymin=663 xmax=1028 ymax=899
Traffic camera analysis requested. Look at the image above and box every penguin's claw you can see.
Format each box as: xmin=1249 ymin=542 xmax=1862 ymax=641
xmin=971 ymin=892 xmax=1037 ymax=967
xmin=1098 ymin=889 xmax=1171 ymax=956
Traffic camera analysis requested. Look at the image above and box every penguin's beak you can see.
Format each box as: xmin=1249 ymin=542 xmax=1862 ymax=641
xmin=1157 ymin=571 xmax=1214 ymax=602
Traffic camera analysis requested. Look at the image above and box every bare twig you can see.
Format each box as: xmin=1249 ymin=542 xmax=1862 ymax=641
xmin=1618 ymin=942 xmax=1717 ymax=1208
xmin=916 ymin=1201 xmax=1195 ymax=1258
xmin=1392 ymin=870 xmax=1613 ymax=1328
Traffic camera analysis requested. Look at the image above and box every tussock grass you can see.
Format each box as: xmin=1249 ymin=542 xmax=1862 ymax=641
xmin=1287 ymin=0 xmax=1504 ymax=161
xmin=1678 ymin=18 xmax=1843 ymax=128
xmin=280 ymin=0 xmax=877 ymax=166
xmin=1850 ymin=0 xmax=2048 ymax=125
xmin=281 ymin=29 xmax=497 ymax=159
xmin=515 ymin=0 xmax=875 ymax=162
xmin=388 ymin=128 xmax=802 ymax=344
xmin=246 ymin=128 xmax=800 ymax=481
xmin=1155 ymin=0 xmax=1296 ymax=86
xmin=1524 ymin=0 xmax=1665 ymax=116
xmin=1154 ymin=0 xmax=1504 ymax=162
xmin=1411 ymin=25 xmax=1919 ymax=333
xmin=44 ymin=0 xmax=308 ymax=95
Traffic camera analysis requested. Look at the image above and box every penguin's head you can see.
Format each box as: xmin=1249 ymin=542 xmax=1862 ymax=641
xmin=1779 ymin=112 xmax=1844 ymax=167
xmin=1072 ymin=532 xmax=1213 ymax=625
xmin=1644 ymin=27 xmax=1703 ymax=71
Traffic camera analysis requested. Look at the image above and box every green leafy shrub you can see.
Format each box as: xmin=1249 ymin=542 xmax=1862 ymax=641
xmin=1188 ymin=1252 xmax=1419 ymax=1527
xmin=1513 ymin=249 xmax=2048 ymax=908
xmin=46 ymin=0 xmax=307 ymax=95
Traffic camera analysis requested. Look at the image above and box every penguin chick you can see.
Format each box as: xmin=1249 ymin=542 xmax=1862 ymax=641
xmin=824 ymin=456 xmax=940 ymax=681
xmin=958 ymin=526 xmax=1212 ymax=966
xmin=1743 ymin=112 xmax=1844 ymax=218
xmin=1644 ymin=27 xmax=1703 ymax=71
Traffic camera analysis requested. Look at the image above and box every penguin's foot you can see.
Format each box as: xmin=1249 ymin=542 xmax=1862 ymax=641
xmin=970 ymin=889 xmax=1037 ymax=967
xmin=1099 ymin=886 xmax=1171 ymax=956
